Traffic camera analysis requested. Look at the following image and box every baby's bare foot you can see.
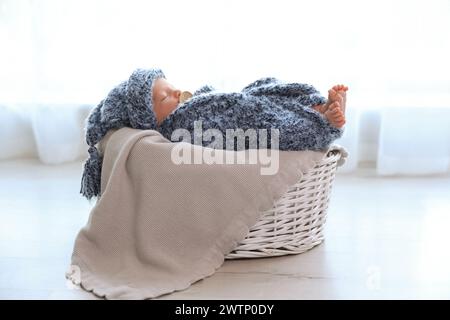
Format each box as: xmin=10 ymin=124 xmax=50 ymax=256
xmin=332 ymin=84 xmax=348 ymax=113
xmin=313 ymin=89 xmax=340 ymax=114
xmin=319 ymin=85 xmax=347 ymax=113
xmin=313 ymin=84 xmax=348 ymax=115
xmin=324 ymin=101 xmax=346 ymax=128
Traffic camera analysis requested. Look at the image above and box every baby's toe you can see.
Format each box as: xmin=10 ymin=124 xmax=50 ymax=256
xmin=330 ymin=101 xmax=341 ymax=111
xmin=325 ymin=102 xmax=340 ymax=115
xmin=336 ymin=121 xmax=345 ymax=128
xmin=328 ymin=88 xmax=338 ymax=99
xmin=333 ymin=113 xmax=344 ymax=121
xmin=332 ymin=105 xmax=344 ymax=117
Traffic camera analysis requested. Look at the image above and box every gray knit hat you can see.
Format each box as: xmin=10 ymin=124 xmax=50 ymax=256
xmin=80 ymin=68 xmax=166 ymax=200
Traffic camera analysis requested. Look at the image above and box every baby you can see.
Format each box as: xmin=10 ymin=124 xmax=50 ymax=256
xmin=152 ymin=75 xmax=347 ymax=152
xmin=81 ymin=68 xmax=347 ymax=199
xmin=152 ymin=77 xmax=347 ymax=128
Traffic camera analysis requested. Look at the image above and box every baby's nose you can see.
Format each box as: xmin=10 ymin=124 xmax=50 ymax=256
xmin=173 ymin=90 xmax=181 ymax=99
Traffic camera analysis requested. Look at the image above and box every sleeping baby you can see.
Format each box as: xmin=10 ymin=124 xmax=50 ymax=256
xmin=152 ymin=75 xmax=347 ymax=151
xmin=81 ymin=68 xmax=348 ymax=199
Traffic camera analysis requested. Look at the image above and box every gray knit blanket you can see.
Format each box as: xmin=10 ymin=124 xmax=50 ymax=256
xmin=81 ymin=69 xmax=343 ymax=200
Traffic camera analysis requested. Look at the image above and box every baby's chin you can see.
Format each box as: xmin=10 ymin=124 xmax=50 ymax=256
xmin=172 ymin=103 xmax=183 ymax=114
xmin=165 ymin=103 xmax=181 ymax=120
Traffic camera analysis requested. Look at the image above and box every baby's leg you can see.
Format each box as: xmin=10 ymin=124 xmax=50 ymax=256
xmin=277 ymin=104 xmax=344 ymax=151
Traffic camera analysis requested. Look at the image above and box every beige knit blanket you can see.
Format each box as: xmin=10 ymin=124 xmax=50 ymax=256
xmin=66 ymin=127 xmax=345 ymax=299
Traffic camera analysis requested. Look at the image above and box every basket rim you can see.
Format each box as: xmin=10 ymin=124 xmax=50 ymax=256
xmin=320 ymin=148 xmax=342 ymax=166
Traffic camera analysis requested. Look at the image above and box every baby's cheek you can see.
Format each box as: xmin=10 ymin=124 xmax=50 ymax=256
xmin=170 ymin=99 xmax=179 ymax=110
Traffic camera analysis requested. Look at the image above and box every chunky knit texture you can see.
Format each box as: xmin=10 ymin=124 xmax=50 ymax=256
xmin=81 ymin=68 xmax=165 ymax=200
xmin=81 ymin=69 xmax=343 ymax=200
xmin=159 ymin=77 xmax=342 ymax=151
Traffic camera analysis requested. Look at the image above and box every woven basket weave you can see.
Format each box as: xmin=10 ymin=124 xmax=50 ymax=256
xmin=225 ymin=149 xmax=342 ymax=259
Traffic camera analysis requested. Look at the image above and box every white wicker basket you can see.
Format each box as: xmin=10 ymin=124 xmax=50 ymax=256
xmin=225 ymin=149 xmax=342 ymax=259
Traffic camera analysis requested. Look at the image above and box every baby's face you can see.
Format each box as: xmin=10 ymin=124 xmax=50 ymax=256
xmin=152 ymin=78 xmax=181 ymax=125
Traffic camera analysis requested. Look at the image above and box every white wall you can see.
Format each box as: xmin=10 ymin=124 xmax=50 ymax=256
xmin=1 ymin=0 xmax=449 ymax=173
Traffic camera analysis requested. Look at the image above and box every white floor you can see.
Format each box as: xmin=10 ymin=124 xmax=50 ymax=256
xmin=1 ymin=159 xmax=449 ymax=300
